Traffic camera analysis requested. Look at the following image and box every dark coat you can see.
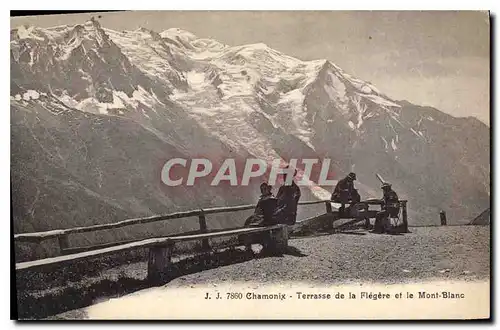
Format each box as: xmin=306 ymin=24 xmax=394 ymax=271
xmin=331 ymin=177 xmax=360 ymax=203
xmin=374 ymin=189 xmax=400 ymax=233
xmin=382 ymin=189 xmax=399 ymax=214
xmin=245 ymin=194 xmax=278 ymax=227
xmin=274 ymin=181 xmax=301 ymax=225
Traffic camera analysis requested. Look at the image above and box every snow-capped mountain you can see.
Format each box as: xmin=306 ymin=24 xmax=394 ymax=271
xmin=11 ymin=19 xmax=490 ymax=258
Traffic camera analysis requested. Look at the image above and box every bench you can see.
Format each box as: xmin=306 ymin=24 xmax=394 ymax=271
xmin=16 ymin=224 xmax=288 ymax=283
xmin=332 ymin=199 xmax=409 ymax=232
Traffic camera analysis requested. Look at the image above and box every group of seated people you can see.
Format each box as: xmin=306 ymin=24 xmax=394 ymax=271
xmin=239 ymin=170 xmax=301 ymax=253
xmin=244 ymin=171 xmax=302 ymax=229
xmin=330 ymin=172 xmax=401 ymax=234
xmin=242 ymin=170 xmax=401 ymax=251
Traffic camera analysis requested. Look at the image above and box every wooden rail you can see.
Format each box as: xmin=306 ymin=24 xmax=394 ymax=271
xmin=16 ymin=224 xmax=289 ymax=282
xmin=14 ymin=200 xmax=331 ymax=253
xmin=15 ymin=225 xmax=282 ymax=271
xmin=14 ymin=198 xmax=407 ymax=263
xmin=15 ymin=198 xmax=409 ymax=283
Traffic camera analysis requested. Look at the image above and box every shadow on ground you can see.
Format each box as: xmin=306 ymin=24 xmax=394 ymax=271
xmin=337 ymin=231 xmax=367 ymax=236
xmin=283 ymin=246 xmax=308 ymax=257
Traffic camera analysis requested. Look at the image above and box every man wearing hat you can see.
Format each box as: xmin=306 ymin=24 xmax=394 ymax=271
xmin=241 ymin=182 xmax=278 ymax=252
xmin=330 ymin=172 xmax=361 ymax=216
xmin=274 ymin=167 xmax=302 ymax=225
xmin=373 ymin=183 xmax=400 ymax=233
xmin=244 ymin=182 xmax=278 ymax=227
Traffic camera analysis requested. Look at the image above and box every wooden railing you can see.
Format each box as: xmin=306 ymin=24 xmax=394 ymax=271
xmin=16 ymin=224 xmax=290 ymax=282
xmin=14 ymin=199 xmax=409 ymax=283
xmin=14 ymin=200 xmax=333 ymax=256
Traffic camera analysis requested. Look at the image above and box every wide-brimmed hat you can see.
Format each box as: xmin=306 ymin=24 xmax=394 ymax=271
xmin=381 ymin=182 xmax=392 ymax=189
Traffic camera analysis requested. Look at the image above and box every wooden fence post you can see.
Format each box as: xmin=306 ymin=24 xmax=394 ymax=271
xmin=198 ymin=210 xmax=210 ymax=251
xmin=401 ymin=201 xmax=408 ymax=232
xmin=440 ymin=210 xmax=447 ymax=226
xmin=147 ymin=242 xmax=173 ymax=283
xmin=269 ymin=225 xmax=288 ymax=254
xmin=324 ymin=201 xmax=335 ymax=231
xmin=325 ymin=201 xmax=332 ymax=213
xmin=58 ymin=235 xmax=69 ymax=255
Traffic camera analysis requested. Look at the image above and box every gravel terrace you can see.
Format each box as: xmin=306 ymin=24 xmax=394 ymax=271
xmin=50 ymin=225 xmax=490 ymax=319
xmin=166 ymin=226 xmax=490 ymax=287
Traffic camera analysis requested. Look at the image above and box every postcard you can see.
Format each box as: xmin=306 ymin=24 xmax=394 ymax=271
xmin=11 ymin=10 xmax=490 ymax=320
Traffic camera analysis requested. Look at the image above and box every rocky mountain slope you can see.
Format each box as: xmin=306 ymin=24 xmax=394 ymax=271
xmin=11 ymin=19 xmax=490 ymax=258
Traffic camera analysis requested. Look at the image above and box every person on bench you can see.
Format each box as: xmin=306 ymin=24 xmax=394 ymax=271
xmin=273 ymin=167 xmax=301 ymax=225
xmin=331 ymin=172 xmax=361 ymax=216
xmin=373 ymin=183 xmax=400 ymax=234
xmin=241 ymin=182 xmax=278 ymax=251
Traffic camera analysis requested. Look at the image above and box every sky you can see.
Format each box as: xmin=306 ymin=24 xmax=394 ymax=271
xmin=11 ymin=11 xmax=490 ymax=125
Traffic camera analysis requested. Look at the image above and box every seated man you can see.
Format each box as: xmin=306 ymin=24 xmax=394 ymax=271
xmin=241 ymin=183 xmax=278 ymax=251
xmin=273 ymin=168 xmax=301 ymax=226
xmin=331 ymin=172 xmax=361 ymax=216
xmin=244 ymin=182 xmax=278 ymax=227
xmin=373 ymin=183 xmax=400 ymax=234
